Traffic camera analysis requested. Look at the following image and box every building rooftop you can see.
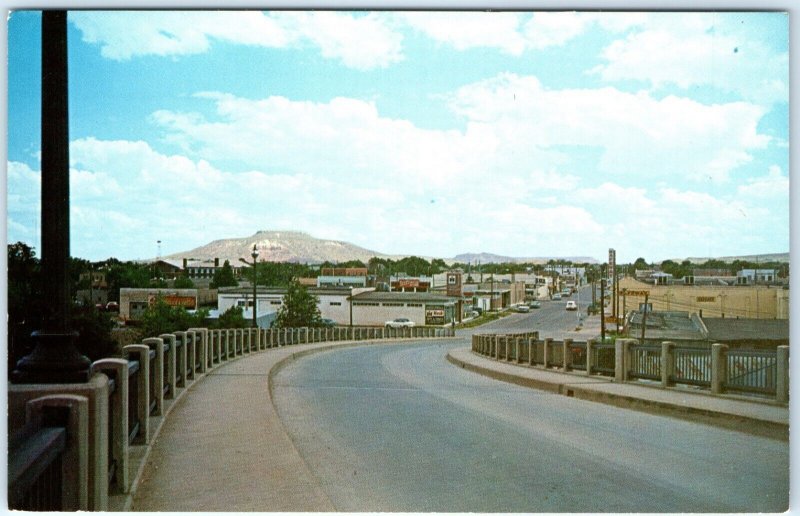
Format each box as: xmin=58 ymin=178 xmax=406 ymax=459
xmin=703 ymin=318 xmax=789 ymax=343
xmin=353 ymin=291 xmax=455 ymax=303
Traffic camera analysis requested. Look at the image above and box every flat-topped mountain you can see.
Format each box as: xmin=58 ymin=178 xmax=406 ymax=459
xmin=159 ymin=230 xmax=385 ymax=264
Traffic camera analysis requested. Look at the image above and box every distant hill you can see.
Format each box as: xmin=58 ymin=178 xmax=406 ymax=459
xmin=153 ymin=231 xmax=603 ymax=266
xmin=452 ymin=252 xmax=599 ymax=265
xmin=673 ymin=252 xmax=790 ymax=265
xmin=158 ymin=230 xmax=386 ymax=265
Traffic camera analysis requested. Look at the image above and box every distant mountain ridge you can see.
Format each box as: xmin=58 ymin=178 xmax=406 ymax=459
xmin=159 ymin=230 xmax=386 ymax=265
xmin=155 ymin=230 xmax=601 ymax=266
xmin=452 ymin=252 xmax=599 ymax=265
xmin=676 ymin=252 xmax=790 ymax=264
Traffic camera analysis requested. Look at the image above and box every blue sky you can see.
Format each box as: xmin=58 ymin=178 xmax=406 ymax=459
xmin=6 ymin=10 xmax=790 ymax=263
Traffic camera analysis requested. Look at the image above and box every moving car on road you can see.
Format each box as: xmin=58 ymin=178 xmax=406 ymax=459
xmin=529 ymin=300 xmax=542 ymax=309
xmin=552 ymin=293 xmax=562 ymax=300
xmin=514 ymin=304 xmax=530 ymax=313
xmin=385 ymin=318 xmax=415 ymax=329
xmin=565 ymin=301 xmax=578 ymax=311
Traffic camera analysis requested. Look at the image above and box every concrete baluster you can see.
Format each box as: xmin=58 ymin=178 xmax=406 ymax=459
xmin=776 ymin=345 xmax=789 ymax=403
xmin=123 ymin=344 xmax=150 ymax=444
xmin=711 ymin=343 xmax=728 ymax=394
xmin=25 ymin=394 xmax=90 ymax=509
xmin=585 ymin=339 xmax=593 ymax=376
xmin=174 ymin=332 xmax=188 ymax=388
xmin=91 ymin=359 xmax=129 ymax=494
xmin=543 ymin=338 xmax=553 ymax=368
xmin=142 ymin=338 xmax=164 ymax=416
xmin=159 ymin=334 xmax=177 ymax=398
xmin=661 ymin=341 xmax=675 ymax=387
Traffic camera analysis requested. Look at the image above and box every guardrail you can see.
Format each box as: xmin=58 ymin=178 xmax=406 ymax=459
xmin=8 ymin=323 xmax=454 ymax=510
xmin=472 ymin=333 xmax=789 ymax=403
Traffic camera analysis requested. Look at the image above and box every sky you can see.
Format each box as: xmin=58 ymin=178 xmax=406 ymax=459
xmin=5 ymin=10 xmax=791 ymax=263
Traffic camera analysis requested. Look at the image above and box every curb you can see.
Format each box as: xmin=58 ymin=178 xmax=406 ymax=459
xmin=446 ymin=351 xmax=788 ymax=442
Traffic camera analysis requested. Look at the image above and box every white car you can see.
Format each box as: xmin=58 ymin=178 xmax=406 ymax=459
xmin=552 ymin=293 xmax=562 ymax=300
xmin=514 ymin=304 xmax=530 ymax=313
xmin=385 ymin=318 xmax=415 ymax=329
xmin=565 ymin=301 xmax=578 ymax=311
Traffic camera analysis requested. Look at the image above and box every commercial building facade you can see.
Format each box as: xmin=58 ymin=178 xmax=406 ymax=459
xmin=617 ymin=277 xmax=789 ymax=320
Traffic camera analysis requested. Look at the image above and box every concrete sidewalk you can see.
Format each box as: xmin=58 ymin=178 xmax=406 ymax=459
xmin=447 ymin=347 xmax=789 ymax=441
xmin=127 ymin=341 xmax=372 ymax=512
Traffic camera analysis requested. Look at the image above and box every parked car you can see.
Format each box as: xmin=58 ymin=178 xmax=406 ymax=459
xmin=561 ymin=289 xmax=572 ymax=297
xmin=320 ymin=318 xmax=336 ymax=327
xmin=552 ymin=293 xmax=562 ymax=300
xmin=514 ymin=304 xmax=530 ymax=313
xmin=565 ymin=301 xmax=578 ymax=311
xmin=472 ymin=307 xmax=484 ymax=315
xmin=529 ymin=300 xmax=542 ymax=309
xmin=385 ymin=318 xmax=415 ymax=329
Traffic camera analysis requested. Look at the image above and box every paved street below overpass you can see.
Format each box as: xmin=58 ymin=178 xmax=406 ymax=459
xmin=272 ymin=340 xmax=788 ymax=512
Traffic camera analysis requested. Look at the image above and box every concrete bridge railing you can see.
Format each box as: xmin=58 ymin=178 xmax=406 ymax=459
xmin=8 ymin=324 xmax=455 ymax=511
xmin=471 ymin=333 xmax=789 ymax=403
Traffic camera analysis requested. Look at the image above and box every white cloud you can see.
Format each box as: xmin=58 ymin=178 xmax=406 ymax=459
xmin=70 ymin=11 xmax=402 ymax=70
xmin=446 ymin=73 xmax=769 ymax=182
xmin=737 ymin=165 xmax=789 ymax=199
xmin=399 ymin=12 xmax=527 ymax=55
xmin=522 ymin=12 xmax=590 ymax=49
xmin=592 ymin=14 xmax=789 ymax=105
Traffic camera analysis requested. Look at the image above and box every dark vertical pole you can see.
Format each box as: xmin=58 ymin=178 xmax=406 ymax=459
xmin=12 ymin=11 xmax=91 ymax=384
xmin=600 ymin=279 xmax=606 ymax=343
xmin=640 ymin=294 xmax=649 ymax=343
xmin=252 ymin=259 xmax=257 ymax=328
xmin=42 ymin=10 xmax=71 ymax=332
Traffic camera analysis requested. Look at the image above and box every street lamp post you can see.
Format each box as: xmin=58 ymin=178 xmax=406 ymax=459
xmin=251 ymin=245 xmax=259 ymax=328
xmin=349 ymin=286 xmax=354 ymax=327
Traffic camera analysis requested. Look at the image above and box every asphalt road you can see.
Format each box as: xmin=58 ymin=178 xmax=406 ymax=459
xmin=272 ymin=340 xmax=788 ymax=512
xmin=475 ymin=284 xmax=595 ymax=337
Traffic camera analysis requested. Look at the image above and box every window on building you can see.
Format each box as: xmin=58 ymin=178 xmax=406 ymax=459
xmin=382 ymin=302 xmax=404 ymax=307
xmin=270 ymin=301 xmax=282 ymax=305
xmin=407 ymin=303 xmax=422 ymax=307
xmin=330 ymin=302 xmax=342 ymax=306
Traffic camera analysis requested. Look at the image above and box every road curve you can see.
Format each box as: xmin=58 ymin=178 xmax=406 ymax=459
xmin=272 ymin=340 xmax=788 ymax=513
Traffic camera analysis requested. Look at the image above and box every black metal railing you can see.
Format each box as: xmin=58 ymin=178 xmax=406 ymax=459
xmin=726 ymin=349 xmax=777 ymax=395
xmin=592 ymin=344 xmax=615 ymax=375
xmin=628 ymin=345 xmax=661 ymax=381
xmin=671 ymin=347 xmax=711 ymax=387
xmin=569 ymin=341 xmax=587 ymax=371
xmin=8 ymin=422 xmax=67 ymax=511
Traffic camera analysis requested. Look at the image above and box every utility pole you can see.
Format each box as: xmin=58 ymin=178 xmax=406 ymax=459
xmin=640 ymin=294 xmax=649 ymax=342
xmin=600 ymin=279 xmax=606 ymax=343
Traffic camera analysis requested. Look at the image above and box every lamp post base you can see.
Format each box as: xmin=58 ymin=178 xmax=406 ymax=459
xmin=10 ymin=331 xmax=92 ymax=384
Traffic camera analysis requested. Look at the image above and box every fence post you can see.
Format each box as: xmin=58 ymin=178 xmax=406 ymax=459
xmin=563 ymin=338 xmax=572 ymax=370
xmin=188 ymin=328 xmax=208 ymax=373
xmin=711 ymin=343 xmax=728 ymax=394
xmin=187 ymin=331 xmax=198 ymax=379
xmin=159 ymin=334 xmax=177 ymax=399
xmin=493 ymin=335 xmax=500 ymax=360
xmin=776 ymin=345 xmax=789 ymax=403
xmin=23 ymin=394 xmax=90 ymax=510
xmin=585 ymin=339 xmax=593 ymax=376
xmin=91 ymin=359 xmax=129 ymax=494
xmin=174 ymin=331 xmax=187 ymax=388
xmin=661 ymin=341 xmax=675 ymax=387
xmin=123 ymin=344 xmax=150 ymax=444
xmin=142 ymin=338 xmax=164 ymax=417
xmin=615 ymin=338 xmax=627 ymax=383
xmin=543 ymin=338 xmax=552 ymax=368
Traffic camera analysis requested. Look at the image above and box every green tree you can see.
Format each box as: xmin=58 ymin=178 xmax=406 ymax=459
xmin=8 ymin=242 xmax=119 ymax=371
xmin=212 ymin=306 xmax=248 ymax=329
xmin=139 ymin=296 xmax=206 ymax=339
xmin=210 ymin=260 xmax=238 ymax=289
xmin=274 ymin=280 xmax=321 ymax=328
xmin=632 ymin=257 xmax=649 ymax=270
xmin=173 ymin=275 xmax=195 ymax=288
